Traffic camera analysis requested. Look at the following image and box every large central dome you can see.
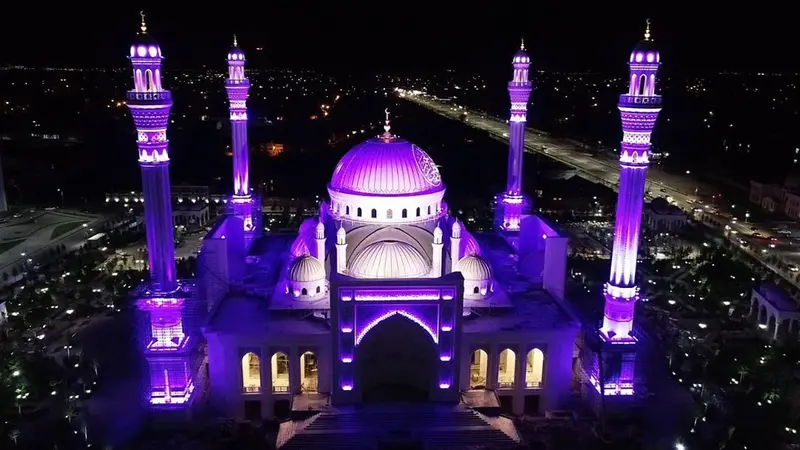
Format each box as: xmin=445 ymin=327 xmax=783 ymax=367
xmin=330 ymin=137 xmax=443 ymax=196
xmin=349 ymin=241 xmax=430 ymax=279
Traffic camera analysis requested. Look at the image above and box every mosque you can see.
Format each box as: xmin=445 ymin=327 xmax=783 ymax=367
xmin=127 ymin=13 xmax=659 ymax=433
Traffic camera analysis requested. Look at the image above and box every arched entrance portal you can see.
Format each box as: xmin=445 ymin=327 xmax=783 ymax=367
xmin=357 ymin=314 xmax=437 ymax=402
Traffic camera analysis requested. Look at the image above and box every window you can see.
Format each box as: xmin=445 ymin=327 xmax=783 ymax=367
xmin=473 ymin=286 xmax=480 ymax=294
xmin=402 ymin=209 xmax=408 ymax=218
xmin=387 ymin=209 xmax=393 ymax=219
xmin=497 ymin=349 xmax=516 ymax=388
xmin=300 ymin=352 xmax=319 ymax=393
xmin=416 ymin=207 xmax=421 ymax=217
xmin=346 ymin=206 xmax=350 ymax=215
xmin=470 ymin=349 xmax=488 ymax=389
xmin=241 ymin=352 xmax=261 ymax=393
xmin=301 ymin=288 xmax=308 ymax=296
xmin=371 ymin=209 xmax=377 ymax=218
xmin=316 ymin=286 xmax=321 ymax=294
xmin=427 ymin=206 xmax=431 ymax=215
xmin=271 ymin=352 xmax=290 ymax=392
xmin=357 ymin=207 xmax=362 ymax=217
xmin=525 ymin=348 xmax=544 ymax=388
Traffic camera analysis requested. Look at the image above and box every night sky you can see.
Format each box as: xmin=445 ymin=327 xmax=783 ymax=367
xmin=0 ymin=2 xmax=794 ymax=74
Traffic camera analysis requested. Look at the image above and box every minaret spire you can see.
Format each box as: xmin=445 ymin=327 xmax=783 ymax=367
xmin=520 ymin=38 xmax=525 ymax=51
xmin=643 ymin=18 xmax=651 ymax=41
xmin=382 ymin=108 xmax=394 ymax=140
xmin=233 ymin=33 xmax=238 ymax=47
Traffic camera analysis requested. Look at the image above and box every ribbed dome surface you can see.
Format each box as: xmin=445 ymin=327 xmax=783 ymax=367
xmin=329 ymin=137 xmax=443 ymax=196
xmin=349 ymin=241 xmax=429 ymax=279
xmin=288 ymin=255 xmax=325 ymax=282
xmin=455 ymin=254 xmax=493 ymax=281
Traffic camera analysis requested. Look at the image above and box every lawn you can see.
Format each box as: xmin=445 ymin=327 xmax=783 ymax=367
xmin=0 ymin=238 xmax=25 ymax=254
xmin=50 ymin=222 xmax=85 ymax=240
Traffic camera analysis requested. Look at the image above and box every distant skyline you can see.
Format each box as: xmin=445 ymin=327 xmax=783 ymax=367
xmin=0 ymin=3 xmax=792 ymax=74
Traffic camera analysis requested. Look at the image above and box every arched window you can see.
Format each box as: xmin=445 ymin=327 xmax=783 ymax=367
xmin=145 ymin=69 xmax=155 ymax=92
xmin=497 ymin=348 xmax=516 ymax=388
xmin=649 ymin=74 xmax=656 ymax=96
xmin=525 ymin=348 xmax=544 ymax=388
xmin=316 ymin=286 xmax=321 ymax=294
xmin=241 ymin=352 xmax=261 ymax=393
xmin=470 ymin=349 xmax=488 ymax=389
xmin=630 ymin=73 xmax=637 ymax=95
xmin=387 ymin=209 xmax=393 ymax=219
xmin=638 ymin=74 xmax=647 ymax=96
xmin=402 ymin=209 xmax=408 ymax=218
xmin=300 ymin=352 xmax=318 ymax=393
xmin=346 ymin=206 xmax=350 ymax=215
xmin=301 ymin=288 xmax=308 ymax=296
xmin=416 ymin=207 xmax=421 ymax=217
xmin=357 ymin=207 xmax=362 ymax=217
xmin=427 ymin=206 xmax=431 ymax=215
xmin=371 ymin=209 xmax=377 ymax=218
xmin=473 ymin=286 xmax=480 ymax=294
xmin=271 ymin=352 xmax=290 ymax=392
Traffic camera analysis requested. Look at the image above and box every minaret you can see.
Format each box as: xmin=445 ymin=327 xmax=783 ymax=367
xmin=316 ymin=220 xmax=326 ymax=266
xmin=129 ymin=13 xmax=199 ymax=409
xmin=431 ymin=225 xmax=443 ymax=277
xmin=600 ymin=20 xmax=662 ymax=343
xmin=498 ymin=39 xmax=533 ymax=231
xmin=450 ymin=221 xmax=461 ymax=272
xmin=226 ymin=35 xmax=255 ymax=233
xmin=336 ymin=225 xmax=347 ymax=274
xmin=127 ymin=12 xmax=177 ymax=292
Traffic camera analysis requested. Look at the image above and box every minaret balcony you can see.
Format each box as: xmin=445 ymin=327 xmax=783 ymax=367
xmin=618 ymin=94 xmax=661 ymax=107
xmin=127 ymin=91 xmax=172 ymax=102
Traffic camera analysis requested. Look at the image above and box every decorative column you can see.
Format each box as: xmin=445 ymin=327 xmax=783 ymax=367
xmin=336 ymin=225 xmax=347 ymax=274
xmin=431 ymin=226 xmax=443 ymax=277
xmin=450 ymin=221 xmax=461 ymax=271
xmin=315 ymin=221 xmax=326 ymax=266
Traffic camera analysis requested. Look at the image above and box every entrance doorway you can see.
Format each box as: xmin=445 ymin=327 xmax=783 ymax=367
xmin=357 ymin=314 xmax=437 ymax=402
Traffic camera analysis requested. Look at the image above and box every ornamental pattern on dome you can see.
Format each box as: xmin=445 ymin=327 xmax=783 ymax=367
xmin=329 ymin=138 xmax=444 ymax=196
xmin=413 ymin=145 xmax=442 ymax=187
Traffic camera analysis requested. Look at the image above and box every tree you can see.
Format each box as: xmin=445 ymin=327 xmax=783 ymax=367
xmin=8 ymin=428 xmax=20 ymax=445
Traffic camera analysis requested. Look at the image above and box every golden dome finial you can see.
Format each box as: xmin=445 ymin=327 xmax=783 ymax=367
xmin=644 ymin=18 xmax=652 ymax=41
xmin=140 ymin=10 xmax=147 ymax=34
xmin=233 ymin=34 xmax=238 ymax=47
xmin=520 ymin=38 xmax=525 ymax=51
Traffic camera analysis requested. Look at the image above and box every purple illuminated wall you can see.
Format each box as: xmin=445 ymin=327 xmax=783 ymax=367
xmin=225 ymin=37 xmax=255 ymax=233
xmin=127 ymin=18 xmax=177 ymax=293
xmin=601 ymin=23 xmax=662 ymax=342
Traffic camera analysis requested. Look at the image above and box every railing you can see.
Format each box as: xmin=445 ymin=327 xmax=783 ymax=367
xmin=243 ymin=385 xmax=261 ymax=393
xmin=127 ymin=91 xmax=172 ymax=102
xmin=526 ymin=381 xmax=542 ymax=388
xmin=272 ymin=385 xmax=290 ymax=393
xmin=618 ymin=94 xmax=662 ymax=106
xmin=496 ymin=381 xmax=515 ymax=389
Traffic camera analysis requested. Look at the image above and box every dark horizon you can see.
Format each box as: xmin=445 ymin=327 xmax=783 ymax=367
xmin=0 ymin=3 xmax=795 ymax=74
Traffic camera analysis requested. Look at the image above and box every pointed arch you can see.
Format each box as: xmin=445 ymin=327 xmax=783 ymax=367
xmin=241 ymin=352 xmax=261 ymax=392
xmin=271 ymin=352 xmax=290 ymax=392
xmin=470 ymin=349 xmax=488 ymax=389
xmin=525 ymin=348 xmax=544 ymax=388
xmin=497 ymin=348 xmax=516 ymax=388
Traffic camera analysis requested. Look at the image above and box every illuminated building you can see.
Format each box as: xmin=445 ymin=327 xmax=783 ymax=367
xmin=127 ymin=13 xmax=205 ymax=411
xmin=202 ymin=108 xmax=578 ymax=425
xmin=581 ymin=20 xmax=662 ymax=403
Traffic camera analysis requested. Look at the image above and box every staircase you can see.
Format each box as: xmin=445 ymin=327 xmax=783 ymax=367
xmin=278 ymin=403 xmax=521 ymax=449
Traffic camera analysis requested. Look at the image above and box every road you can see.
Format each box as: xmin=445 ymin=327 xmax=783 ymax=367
xmin=400 ymin=91 xmax=800 ymax=288
xmin=400 ymin=91 xmax=713 ymax=210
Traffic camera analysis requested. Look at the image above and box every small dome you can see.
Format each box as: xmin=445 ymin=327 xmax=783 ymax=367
xmin=456 ymin=254 xmax=492 ymax=281
xmin=434 ymin=226 xmax=443 ymax=238
xmin=349 ymin=241 xmax=429 ymax=279
xmin=330 ymin=137 xmax=443 ymax=196
xmin=316 ymin=220 xmax=325 ymax=238
xmin=288 ymin=255 xmax=325 ymax=283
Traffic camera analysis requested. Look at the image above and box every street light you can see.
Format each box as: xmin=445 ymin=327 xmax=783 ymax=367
xmin=57 ymin=188 xmax=64 ymax=208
